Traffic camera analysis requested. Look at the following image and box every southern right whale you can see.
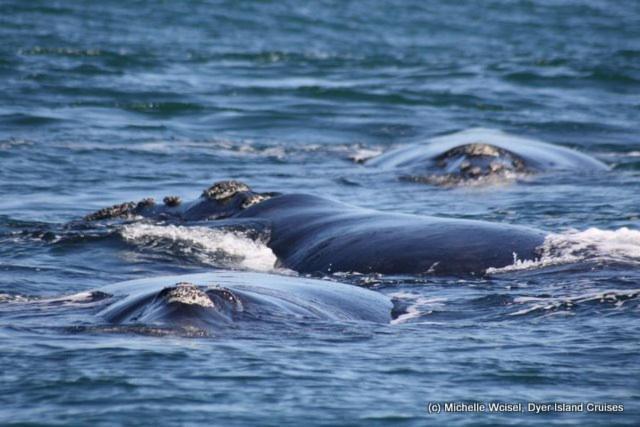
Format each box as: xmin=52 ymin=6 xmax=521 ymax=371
xmin=0 ymin=271 xmax=393 ymax=335
xmin=363 ymin=128 xmax=608 ymax=185
xmin=80 ymin=181 xmax=546 ymax=276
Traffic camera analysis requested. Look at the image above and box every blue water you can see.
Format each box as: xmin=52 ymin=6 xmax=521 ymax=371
xmin=1 ymin=0 xmax=640 ymax=425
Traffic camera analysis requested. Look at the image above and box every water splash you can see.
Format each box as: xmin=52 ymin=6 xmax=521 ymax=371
xmin=487 ymin=227 xmax=640 ymax=274
xmin=120 ymin=224 xmax=278 ymax=272
xmin=510 ymin=289 xmax=640 ymax=317
xmin=388 ymin=291 xmax=447 ymax=325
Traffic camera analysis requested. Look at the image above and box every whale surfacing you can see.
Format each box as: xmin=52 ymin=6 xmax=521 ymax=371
xmin=97 ymin=272 xmax=393 ymax=326
xmin=365 ymin=128 xmax=608 ymax=185
xmin=81 ymin=181 xmax=546 ymax=276
xmin=237 ymin=193 xmax=545 ymax=275
xmin=0 ymin=272 xmax=394 ymax=336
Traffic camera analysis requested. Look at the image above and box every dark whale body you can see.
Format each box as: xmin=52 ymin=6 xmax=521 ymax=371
xmin=237 ymin=194 xmax=545 ymax=275
xmin=83 ymin=181 xmax=546 ymax=276
xmin=100 ymin=272 xmax=393 ymax=327
xmin=365 ymin=128 xmax=608 ymax=185
xmin=0 ymin=272 xmax=393 ymax=335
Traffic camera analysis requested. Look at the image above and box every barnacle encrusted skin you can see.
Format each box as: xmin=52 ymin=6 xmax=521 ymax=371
xmin=202 ymin=180 xmax=251 ymax=200
xmin=83 ymin=198 xmax=155 ymax=221
xmin=163 ymin=195 xmax=182 ymax=207
xmin=436 ymin=143 xmax=527 ymax=173
xmin=241 ymin=193 xmax=270 ymax=209
xmin=137 ymin=198 xmax=155 ymax=208
xmin=157 ymin=282 xmax=243 ymax=312
xmin=207 ymin=285 xmax=243 ymax=311
xmin=160 ymin=282 xmax=214 ymax=308
xmin=449 ymin=143 xmax=502 ymax=157
xmin=408 ymin=142 xmax=531 ymax=186
xmin=83 ymin=201 xmax=137 ymax=221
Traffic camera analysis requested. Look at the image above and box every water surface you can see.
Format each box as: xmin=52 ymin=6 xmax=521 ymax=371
xmin=1 ymin=0 xmax=639 ymax=425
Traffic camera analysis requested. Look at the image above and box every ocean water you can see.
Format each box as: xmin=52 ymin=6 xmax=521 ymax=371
xmin=1 ymin=0 xmax=640 ymax=425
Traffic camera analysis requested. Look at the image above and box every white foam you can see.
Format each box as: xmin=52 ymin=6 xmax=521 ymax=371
xmin=349 ymin=148 xmax=383 ymax=163
xmin=0 ymin=293 xmax=32 ymax=303
xmin=487 ymin=227 xmax=640 ymax=274
xmin=0 ymin=138 xmax=33 ymax=150
xmin=120 ymin=224 xmax=278 ymax=272
xmin=389 ymin=291 xmax=447 ymax=325
xmin=0 ymin=291 xmax=100 ymax=305
xmin=510 ymin=289 xmax=640 ymax=316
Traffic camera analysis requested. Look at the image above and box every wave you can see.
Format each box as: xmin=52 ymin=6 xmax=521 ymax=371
xmin=510 ymin=289 xmax=640 ymax=317
xmin=55 ymin=138 xmax=383 ymax=165
xmin=120 ymin=224 xmax=278 ymax=272
xmin=117 ymin=101 xmax=204 ymax=115
xmin=386 ymin=287 xmax=640 ymax=323
xmin=0 ymin=113 xmax=61 ymax=126
xmin=19 ymin=46 xmax=103 ymax=57
xmin=0 ymin=138 xmax=33 ymax=150
xmin=0 ymin=290 xmax=108 ymax=305
xmin=487 ymin=227 xmax=640 ymax=274
xmin=388 ymin=291 xmax=447 ymax=325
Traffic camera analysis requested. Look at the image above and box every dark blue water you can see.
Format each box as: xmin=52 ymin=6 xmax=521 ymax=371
xmin=1 ymin=0 xmax=639 ymax=425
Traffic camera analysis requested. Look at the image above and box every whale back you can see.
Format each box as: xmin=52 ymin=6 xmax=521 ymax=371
xmin=241 ymin=194 xmax=546 ymax=275
xmin=80 ymin=182 xmax=548 ymax=276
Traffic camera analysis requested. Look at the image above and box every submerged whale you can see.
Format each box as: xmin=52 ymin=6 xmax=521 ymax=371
xmin=82 ymin=181 xmax=546 ymax=276
xmin=0 ymin=272 xmax=393 ymax=335
xmin=363 ymin=128 xmax=608 ymax=185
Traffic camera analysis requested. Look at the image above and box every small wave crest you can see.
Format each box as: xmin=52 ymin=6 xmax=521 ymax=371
xmin=510 ymin=289 xmax=640 ymax=317
xmin=389 ymin=291 xmax=447 ymax=325
xmin=0 ymin=293 xmax=34 ymax=303
xmin=120 ymin=224 xmax=278 ymax=272
xmin=487 ymin=227 xmax=640 ymax=274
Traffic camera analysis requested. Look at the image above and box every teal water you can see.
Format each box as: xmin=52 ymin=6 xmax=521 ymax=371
xmin=1 ymin=1 xmax=639 ymax=425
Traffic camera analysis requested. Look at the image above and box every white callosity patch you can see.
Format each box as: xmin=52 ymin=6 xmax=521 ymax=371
xmin=487 ymin=227 xmax=640 ymax=274
xmin=162 ymin=283 xmax=214 ymax=308
xmin=202 ymin=180 xmax=250 ymax=200
xmin=241 ymin=194 xmax=271 ymax=209
xmin=120 ymin=224 xmax=278 ymax=272
xmin=411 ymin=169 xmax=524 ymax=188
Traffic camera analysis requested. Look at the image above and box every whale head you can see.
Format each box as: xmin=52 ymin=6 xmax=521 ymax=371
xmin=432 ymin=143 xmax=529 ymax=179
xmin=98 ymin=282 xmax=244 ymax=330
xmin=182 ymin=180 xmax=277 ymax=220
xmin=82 ymin=180 xmax=278 ymax=223
xmin=368 ymin=129 xmax=608 ymax=186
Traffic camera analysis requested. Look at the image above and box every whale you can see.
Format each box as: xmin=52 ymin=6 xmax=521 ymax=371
xmin=234 ymin=193 xmax=545 ymax=275
xmin=0 ymin=272 xmax=393 ymax=335
xmin=81 ymin=181 xmax=546 ymax=276
xmin=362 ymin=128 xmax=608 ymax=185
